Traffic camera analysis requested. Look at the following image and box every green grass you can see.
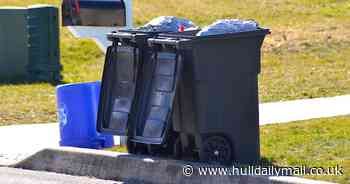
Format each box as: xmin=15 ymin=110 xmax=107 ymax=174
xmin=0 ymin=28 xmax=104 ymax=124
xmin=106 ymin=146 xmax=128 ymax=153
xmin=108 ymin=116 xmax=350 ymax=184
xmin=0 ymin=0 xmax=349 ymax=124
xmin=261 ymin=116 xmax=350 ymax=184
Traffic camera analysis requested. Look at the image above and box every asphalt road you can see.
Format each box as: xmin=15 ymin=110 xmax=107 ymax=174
xmin=0 ymin=167 xmax=121 ymax=184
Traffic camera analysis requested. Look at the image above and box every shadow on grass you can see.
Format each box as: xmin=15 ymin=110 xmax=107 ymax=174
xmin=0 ymin=78 xmax=68 ymax=86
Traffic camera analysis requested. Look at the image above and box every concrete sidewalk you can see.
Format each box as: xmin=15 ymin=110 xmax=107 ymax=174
xmin=67 ymin=26 xmax=117 ymax=53
xmin=259 ymin=94 xmax=350 ymax=125
xmin=1 ymin=95 xmax=349 ymax=166
xmin=0 ymin=123 xmax=121 ymax=166
xmin=0 ymin=123 xmax=59 ymax=166
xmin=0 ymin=167 xmax=120 ymax=184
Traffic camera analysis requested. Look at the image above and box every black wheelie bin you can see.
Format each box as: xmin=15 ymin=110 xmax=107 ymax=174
xmin=96 ymin=29 xmax=197 ymax=156
xmin=97 ymin=29 xmax=161 ymax=154
xmin=147 ymin=28 xmax=270 ymax=164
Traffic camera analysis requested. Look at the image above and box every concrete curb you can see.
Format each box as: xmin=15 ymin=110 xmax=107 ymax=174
xmin=13 ymin=147 xmax=335 ymax=184
xmin=0 ymin=153 xmax=31 ymax=167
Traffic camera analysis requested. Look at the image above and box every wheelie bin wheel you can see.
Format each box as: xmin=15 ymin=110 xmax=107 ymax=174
xmin=127 ymin=139 xmax=147 ymax=154
xmin=127 ymin=138 xmax=137 ymax=154
xmin=199 ymin=136 xmax=233 ymax=164
xmin=147 ymin=142 xmax=175 ymax=157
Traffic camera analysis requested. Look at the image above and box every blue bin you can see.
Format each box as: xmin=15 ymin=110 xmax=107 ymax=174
xmin=56 ymin=81 xmax=114 ymax=149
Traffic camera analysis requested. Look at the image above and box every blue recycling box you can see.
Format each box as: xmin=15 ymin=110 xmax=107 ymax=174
xmin=56 ymin=81 xmax=114 ymax=149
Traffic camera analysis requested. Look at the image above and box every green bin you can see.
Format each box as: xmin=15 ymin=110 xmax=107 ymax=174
xmin=0 ymin=5 xmax=61 ymax=82
xmin=0 ymin=7 xmax=28 ymax=80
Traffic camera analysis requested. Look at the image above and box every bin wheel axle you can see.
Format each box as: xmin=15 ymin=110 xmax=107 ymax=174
xmin=199 ymin=136 xmax=232 ymax=164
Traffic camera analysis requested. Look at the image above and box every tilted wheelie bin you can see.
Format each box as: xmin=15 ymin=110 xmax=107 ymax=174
xmin=147 ymin=28 xmax=270 ymax=164
xmin=97 ymin=29 xmax=196 ymax=155
xmin=97 ymin=29 xmax=160 ymax=154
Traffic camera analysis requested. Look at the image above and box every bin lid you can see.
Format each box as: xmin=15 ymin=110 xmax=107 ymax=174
xmin=97 ymin=44 xmax=183 ymax=145
xmin=131 ymin=51 xmax=182 ymax=144
xmin=0 ymin=7 xmax=27 ymax=14
xmin=147 ymin=28 xmax=270 ymax=49
xmin=97 ymin=45 xmax=138 ymax=136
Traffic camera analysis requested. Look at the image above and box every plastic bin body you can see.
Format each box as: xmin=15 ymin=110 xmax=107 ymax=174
xmin=0 ymin=7 xmax=28 ymax=80
xmin=97 ymin=30 xmax=198 ymax=155
xmin=27 ymin=5 xmax=61 ymax=81
xmin=97 ymin=30 xmax=198 ymax=136
xmin=97 ymin=30 xmax=157 ymax=136
xmin=57 ymin=81 xmax=114 ymax=149
xmin=97 ymin=30 xmax=164 ymax=155
xmin=0 ymin=5 xmax=61 ymax=82
xmin=148 ymin=29 xmax=269 ymax=164
xmin=130 ymin=50 xmax=182 ymax=145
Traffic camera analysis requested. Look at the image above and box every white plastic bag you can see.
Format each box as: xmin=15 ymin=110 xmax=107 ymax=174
xmin=138 ymin=16 xmax=198 ymax=32
xmin=197 ymin=19 xmax=259 ymax=36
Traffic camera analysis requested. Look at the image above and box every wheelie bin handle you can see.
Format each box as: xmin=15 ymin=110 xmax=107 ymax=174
xmin=107 ymin=32 xmax=137 ymax=41
xmin=148 ymin=38 xmax=181 ymax=47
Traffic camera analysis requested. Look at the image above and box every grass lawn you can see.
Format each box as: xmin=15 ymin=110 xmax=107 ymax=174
xmin=0 ymin=1 xmax=349 ymax=124
xmin=261 ymin=116 xmax=350 ymax=184
xmin=108 ymin=116 xmax=350 ymax=184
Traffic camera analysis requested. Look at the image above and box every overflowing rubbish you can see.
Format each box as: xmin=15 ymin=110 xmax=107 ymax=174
xmin=196 ymin=19 xmax=259 ymax=36
xmin=138 ymin=16 xmax=198 ymax=32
